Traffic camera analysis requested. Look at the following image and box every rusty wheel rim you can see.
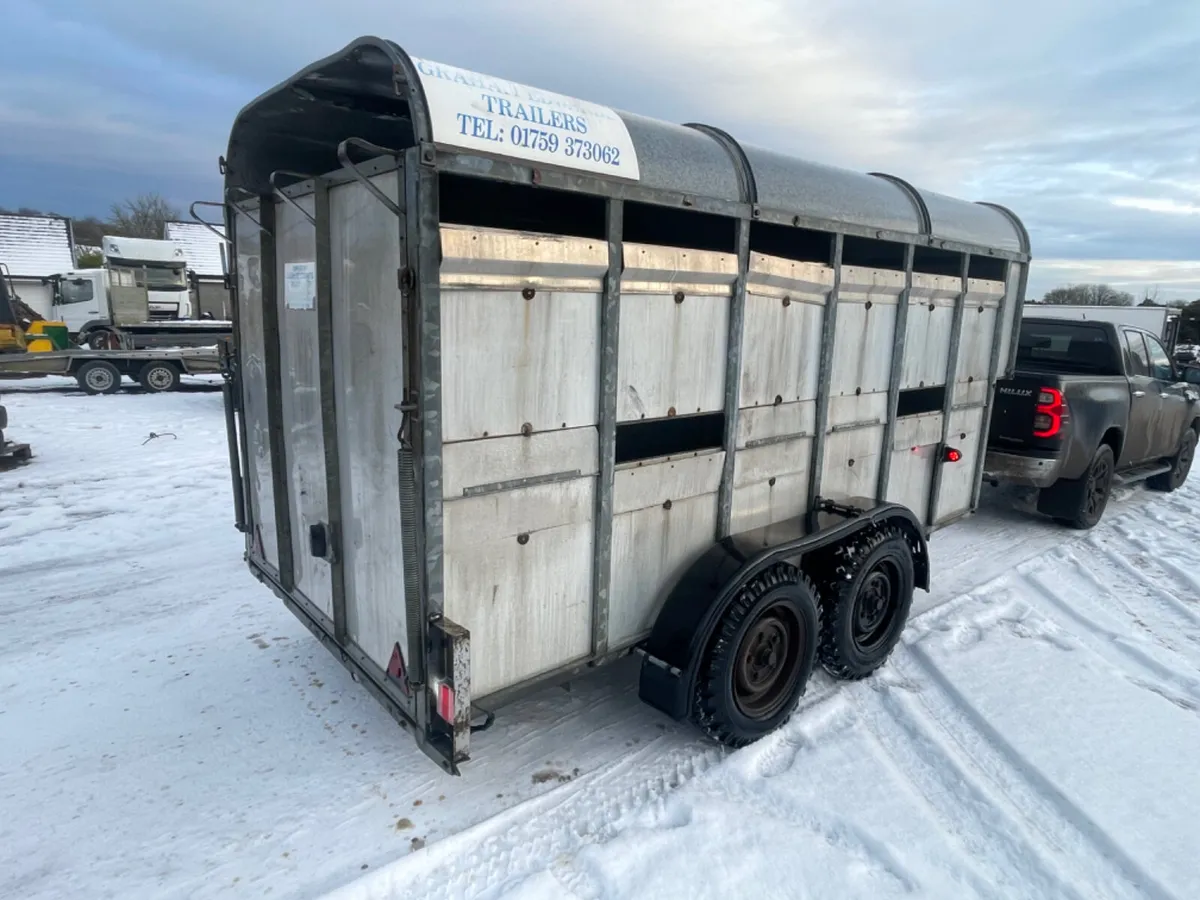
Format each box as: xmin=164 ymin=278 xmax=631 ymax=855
xmin=734 ymin=601 xmax=804 ymax=720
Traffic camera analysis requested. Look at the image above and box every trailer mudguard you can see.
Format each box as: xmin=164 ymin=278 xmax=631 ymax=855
xmin=638 ymin=498 xmax=929 ymax=721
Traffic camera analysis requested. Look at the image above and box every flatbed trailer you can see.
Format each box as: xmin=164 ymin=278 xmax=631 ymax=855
xmin=221 ymin=37 xmax=1030 ymax=773
xmin=0 ymin=347 xmax=222 ymax=393
xmin=89 ymin=320 xmax=234 ymax=351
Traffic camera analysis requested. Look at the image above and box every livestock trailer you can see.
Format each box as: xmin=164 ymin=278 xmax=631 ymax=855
xmin=221 ymin=37 xmax=1030 ymax=773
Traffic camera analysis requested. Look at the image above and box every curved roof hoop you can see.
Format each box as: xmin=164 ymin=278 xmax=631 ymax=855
xmin=684 ymin=123 xmax=758 ymax=206
xmin=225 ymin=186 xmax=268 ymax=235
xmin=381 ymin=39 xmax=434 ymax=146
xmin=869 ymin=172 xmax=932 ymax=236
xmin=269 ymin=171 xmax=317 ymax=226
xmin=976 ymin=202 xmax=1031 ymax=255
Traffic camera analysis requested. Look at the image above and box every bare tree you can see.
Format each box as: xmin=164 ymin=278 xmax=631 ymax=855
xmin=1041 ymin=284 xmax=1135 ymax=307
xmin=108 ymin=193 xmax=181 ymax=239
xmin=72 ymin=216 xmax=107 ymax=247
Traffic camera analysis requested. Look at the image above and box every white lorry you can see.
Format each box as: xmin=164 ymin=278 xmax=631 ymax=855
xmin=52 ymin=235 xmax=232 ymax=349
xmin=1025 ymin=303 xmax=1180 ymax=350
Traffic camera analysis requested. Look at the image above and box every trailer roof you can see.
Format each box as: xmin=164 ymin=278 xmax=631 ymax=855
xmin=225 ymin=37 xmax=1029 ymax=257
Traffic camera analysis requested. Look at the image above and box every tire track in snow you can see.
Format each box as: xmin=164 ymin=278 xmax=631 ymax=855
xmin=324 ymin=506 xmax=1169 ymax=899
xmin=1078 ymin=530 xmax=1200 ymax=635
xmin=898 ymin=642 xmax=1177 ymax=900
xmin=1109 ymin=516 xmax=1200 ymax=604
xmin=851 ymin=666 xmax=1089 ymax=900
xmin=1018 ymin=568 xmax=1200 ymax=709
xmin=322 ymin=486 xmax=1192 ymax=899
xmin=345 ymin=741 xmax=725 ymax=900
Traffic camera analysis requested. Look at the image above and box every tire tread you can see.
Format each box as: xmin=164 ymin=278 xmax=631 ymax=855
xmin=816 ymin=527 xmax=913 ymax=681
xmin=692 ymin=564 xmax=817 ymax=748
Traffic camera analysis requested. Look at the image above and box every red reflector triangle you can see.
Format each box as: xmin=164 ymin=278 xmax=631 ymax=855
xmin=386 ymin=643 xmax=412 ymax=697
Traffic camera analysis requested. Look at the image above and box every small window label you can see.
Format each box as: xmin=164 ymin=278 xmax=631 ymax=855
xmin=283 ymin=261 xmax=316 ymax=310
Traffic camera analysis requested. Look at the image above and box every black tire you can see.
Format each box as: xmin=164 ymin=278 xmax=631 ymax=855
xmin=1055 ymin=444 xmax=1114 ymax=529
xmin=817 ymin=528 xmax=915 ymax=680
xmin=1147 ymin=429 xmax=1196 ymax=493
xmin=137 ymin=361 xmax=181 ymax=393
xmin=76 ymin=360 xmax=122 ymax=395
xmin=692 ymin=564 xmax=819 ymax=748
xmin=85 ymin=328 xmax=121 ymax=351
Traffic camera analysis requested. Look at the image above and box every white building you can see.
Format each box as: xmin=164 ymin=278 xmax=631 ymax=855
xmin=164 ymin=220 xmax=230 ymax=319
xmin=0 ymin=213 xmax=76 ymax=319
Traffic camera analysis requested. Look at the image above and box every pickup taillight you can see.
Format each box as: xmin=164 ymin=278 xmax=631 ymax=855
xmin=1033 ymin=387 xmax=1067 ymax=438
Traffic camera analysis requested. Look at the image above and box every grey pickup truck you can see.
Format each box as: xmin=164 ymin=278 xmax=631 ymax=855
xmin=985 ymin=316 xmax=1200 ymax=528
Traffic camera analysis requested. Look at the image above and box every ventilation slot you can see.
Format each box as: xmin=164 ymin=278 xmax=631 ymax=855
xmin=622 ymin=202 xmax=736 ymax=253
xmin=438 ymin=173 xmax=605 ymax=239
xmin=842 ymin=236 xmax=907 ymax=271
xmin=913 ymin=246 xmax=964 ymax=277
xmin=749 ymin=221 xmax=832 ymax=263
xmin=897 ymin=386 xmax=946 ymax=417
xmin=615 ymin=412 xmax=725 ymax=465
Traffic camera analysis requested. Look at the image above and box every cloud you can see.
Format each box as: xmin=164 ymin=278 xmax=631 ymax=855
xmin=1029 ymin=259 xmax=1200 ymax=306
xmin=1112 ymin=197 xmax=1200 ymax=216
xmin=4 ymin=0 xmax=1198 ymax=300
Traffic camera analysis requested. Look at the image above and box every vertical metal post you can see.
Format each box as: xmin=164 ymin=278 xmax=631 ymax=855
xmin=717 ymin=218 xmax=751 ymax=538
xmin=225 ymin=210 xmax=253 ymax=538
xmin=927 ymin=252 xmax=972 ymax=526
xmin=258 ymin=198 xmax=296 ymax=590
xmin=807 ymin=233 xmax=844 ymax=506
xmin=313 ymin=178 xmax=348 ymax=643
xmin=876 ymin=243 xmax=916 ymax=502
xmin=404 ymin=147 xmax=444 ymax=720
xmin=1004 ymin=261 xmax=1029 ymax=377
xmin=591 ymin=198 xmax=623 ymax=657
xmin=971 ymin=259 xmax=1016 ymax=507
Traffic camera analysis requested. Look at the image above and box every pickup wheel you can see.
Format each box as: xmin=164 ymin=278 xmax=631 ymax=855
xmin=817 ymin=528 xmax=915 ymax=680
xmin=1148 ymin=429 xmax=1196 ymax=493
xmin=1056 ymin=444 xmax=1114 ymax=529
xmin=691 ymin=564 xmax=818 ymax=748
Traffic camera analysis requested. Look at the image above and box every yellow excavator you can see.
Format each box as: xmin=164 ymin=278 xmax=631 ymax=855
xmin=0 ymin=263 xmax=25 ymax=353
xmin=0 ymin=263 xmax=68 ymax=353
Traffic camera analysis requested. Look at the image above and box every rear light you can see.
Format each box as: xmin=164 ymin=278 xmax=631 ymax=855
xmin=1033 ymin=387 xmax=1066 ymax=438
xmin=942 ymin=446 xmax=963 ymax=463
xmin=435 ymin=681 xmax=455 ymax=723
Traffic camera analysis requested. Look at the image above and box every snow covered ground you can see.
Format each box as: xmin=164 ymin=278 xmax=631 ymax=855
xmin=1 ymin=379 xmax=1198 ymax=900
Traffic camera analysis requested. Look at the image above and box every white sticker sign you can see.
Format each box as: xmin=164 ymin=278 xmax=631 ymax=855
xmin=284 ymin=261 xmax=316 ymax=310
xmin=411 ymin=57 xmax=640 ymax=181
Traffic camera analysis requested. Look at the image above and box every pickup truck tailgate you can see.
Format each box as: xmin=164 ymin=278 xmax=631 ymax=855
xmin=989 ymin=374 xmax=1060 ymax=452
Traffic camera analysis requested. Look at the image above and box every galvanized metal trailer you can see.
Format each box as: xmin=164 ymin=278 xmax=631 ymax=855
xmin=220 ymin=37 xmax=1030 ymax=773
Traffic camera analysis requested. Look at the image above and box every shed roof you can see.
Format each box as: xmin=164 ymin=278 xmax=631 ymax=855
xmin=165 ymin=221 xmax=228 ymax=278
xmin=225 ymin=37 xmax=1028 ymax=257
xmin=0 ymin=213 xmax=75 ymax=279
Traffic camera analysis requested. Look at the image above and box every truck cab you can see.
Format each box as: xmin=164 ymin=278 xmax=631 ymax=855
xmin=53 ymin=237 xmax=194 ymax=339
xmin=100 ymin=236 xmax=192 ymax=320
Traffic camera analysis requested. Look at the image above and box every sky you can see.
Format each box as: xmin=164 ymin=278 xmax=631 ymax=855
xmin=3 ymin=0 xmax=1198 ymax=301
